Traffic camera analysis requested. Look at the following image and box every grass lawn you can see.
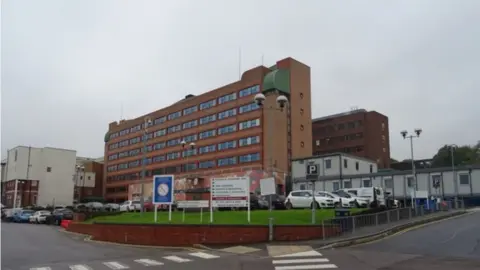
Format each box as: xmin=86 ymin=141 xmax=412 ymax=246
xmin=87 ymin=208 xmax=363 ymax=225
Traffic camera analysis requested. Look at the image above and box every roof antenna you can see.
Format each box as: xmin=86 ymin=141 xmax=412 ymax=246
xmin=120 ymin=103 xmax=124 ymax=121
xmin=238 ymin=47 xmax=242 ymax=80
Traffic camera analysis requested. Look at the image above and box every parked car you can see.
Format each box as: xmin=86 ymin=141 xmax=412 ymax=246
xmin=260 ymin=194 xmax=287 ymax=210
xmin=339 ymin=187 xmax=387 ymax=208
xmin=47 ymin=208 xmax=74 ymax=225
xmin=85 ymin=202 xmax=104 ymax=211
xmin=2 ymin=208 xmax=22 ymax=222
xmin=13 ymin=210 xmax=35 ymax=223
xmin=316 ymin=191 xmax=356 ymax=208
xmin=284 ymin=190 xmax=335 ymax=209
xmin=29 ymin=210 xmax=52 ymax=224
xmin=103 ymin=203 xmax=120 ymax=212
xmin=332 ymin=190 xmax=369 ymax=208
xmin=119 ymin=200 xmax=141 ymax=212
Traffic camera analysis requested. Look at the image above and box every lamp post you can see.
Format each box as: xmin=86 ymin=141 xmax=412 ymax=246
xmin=75 ymin=165 xmax=85 ymax=203
xmin=253 ymin=91 xmax=289 ymax=240
xmin=140 ymin=116 xmax=153 ymax=214
xmin=448 ymin=144 xmax=458 ymax=206
xmin=181 ymin=140 xmax=196 ymax=222
xmin=400 ymin=129 xmax=422 ymax=209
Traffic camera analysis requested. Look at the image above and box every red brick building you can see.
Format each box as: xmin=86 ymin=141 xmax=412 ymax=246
xmin=103 ymin=57 xmax=313 ymax=202
xmin=74 ymin=160 xmax=104 ymax=202
xmin=311 ymin=109 xmax=391 ymax=168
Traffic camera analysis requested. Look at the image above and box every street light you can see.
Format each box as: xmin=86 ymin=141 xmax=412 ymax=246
xmin=181 ymin=140 xmax=196 ymax=222
xmin=253 ymin=91 xmax=289 ymax=231
xmin=401 ymin=128 xmax=422 ymax=209
xmin=75 ymin=165 xmax=85 ymax=203
xmin=140 ymin=116 xmax=153 ymax=214
xmin=448 ymin=144 xmax=458 ymax=203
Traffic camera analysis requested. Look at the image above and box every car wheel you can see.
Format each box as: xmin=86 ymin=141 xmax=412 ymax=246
xmin=311 ymin=202 xmax=321 ymax=209
xmin=334 ymin=202 xmax=341 ymax=208
xmin=285 ymin=202 xmax=293 ymax=210
xmin=354 ymin=200 xmax=360 ymax=208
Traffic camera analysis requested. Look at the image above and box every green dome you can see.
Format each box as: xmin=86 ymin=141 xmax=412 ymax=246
xmin=262 ymin=69 xmax=290 ymax=95
xmin=104 ymin=131 xmax=110 ymax=143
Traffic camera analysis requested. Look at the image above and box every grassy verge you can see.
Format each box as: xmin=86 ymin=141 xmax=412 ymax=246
xmin=86 ymin=208 xmax=363 ymax=225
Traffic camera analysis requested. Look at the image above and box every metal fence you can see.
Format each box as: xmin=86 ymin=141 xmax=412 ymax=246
xmin=319 ymin=200 xmax=465 ymax=240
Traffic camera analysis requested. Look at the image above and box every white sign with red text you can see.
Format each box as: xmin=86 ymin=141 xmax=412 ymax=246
xmin=211 ymin=177 xmax=249 ymax=207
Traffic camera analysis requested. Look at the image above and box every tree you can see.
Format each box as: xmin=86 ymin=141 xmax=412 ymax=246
xmin=431 ymin=142 xmax=480 ymax=167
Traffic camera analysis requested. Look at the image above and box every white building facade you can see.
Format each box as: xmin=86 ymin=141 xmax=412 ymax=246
xmin=2 ymin=146 xmax=77 ymax=207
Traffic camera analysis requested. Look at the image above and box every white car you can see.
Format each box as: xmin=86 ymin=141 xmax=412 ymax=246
xmin=29 ymin=210 xmax=51 ymax=224
xmin=335 ymin=189 xmax=372 ymax=208
xmin=119 ymin=200 xmax=141 ymax=212
xmin=316 ymin=191 xmax=356 ymax=208
xmin=284 ymin=190 xmax=335 ymax=209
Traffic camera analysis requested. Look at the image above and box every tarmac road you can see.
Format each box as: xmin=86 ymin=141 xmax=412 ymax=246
xmin=0 ymin=222 xmax=251 ymax=270
xmin=330 ymin=210 xmax=480 ymax=270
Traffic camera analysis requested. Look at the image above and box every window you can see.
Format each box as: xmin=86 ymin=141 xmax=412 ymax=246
xmin=154 ymin=116 xmax=166 ymax=125
xmin=153 ymin=155 xmax=165 ymax=163
xmin=199 ymin=160 xmax=215 ymax=169
xmin=129 ymin=149 xmax=141 ymax=156
xmin=407 ymin=176 xmax=415 ymax=188
xmin=182 ymin=120 xmax=198 ymax=129
xmin=182 ymin=134 xmax=198 ymax=143
xmin=199 ymin=114 xmax=216 ymax=125
xmin=154 ymin=129 xmax=166 ymax=137
xmin=384 ymin=178 xmax=393 ymax=188
xmin=107 ymin=165 xmax=118 ymax=172
xmin=129 ymin=137 xmax=141 ymax=144
xmin=343 ymin=159 xmax=348 ymax=168
xmin=119 ymin=129 xmax=129 ymax=136
xmin=355 ymin=162 xmax=359 ymax=171
xmin=239 ymin=153 xmax=260 ymax=163
xmin=129 ymin=160 xmax=140 ymax=168
xmin=167 ymin=125 xmax=181 ymax=133
xmin=153 ymin=142 xmax=166 ymax=150
xmin=315 ymin=140 xmax=320 ymax=146
xmin=459 ymin=174 xmax=470 ymax=185
xmin=238 ymin=103 xmax=259 ymax=114
xmin=325 ymin=159 xmax=332 ymax=169
xmin=183 ymin=163 xmax=197 ymax=171
xmin=432 ymin=175 xmax=441 ymax=189
xmin=218 ymin=93 xmax=237 ymax=104
xmin=182 ymin=148 xmax=198 ymax=158
xmin=118 ymin=151 xmax=128 ymax=158
xmin=168 ymin=111 xmax=182 ymax=120
xmin=363 ymin=179 xmax=372 ymax=187
xmin=109 ymin=132 xmax=119 ymax=140
xmin=167 ymin=138 xmax=181 ymax=147
xmin=183 ymin=105 xmax=197 ymax=116
xmin=166 ymin=152 xmax=181 ymax=160
xmin=130 ymin=125 xmax=141 ymax=133
xmin=333 ymin=182 xmax=340 ymax=191
xmin=239 ymin=136 xmax=260 ymax=147
xmin=343 ymin=181 xmax=352 ymax=189
xmin=218 ymin=108 xmax=237 ymax=120
xmin=199 ymin=129 xmax=216 ymax=139
xmin=46 ymin=167 xmax=52 ymax=172
xmin=200 ymin=99 xmax=216 ymax=110
xmin=239 ymin=85 xmax=260 ymax=97
xmin=218 ymin=157 xmax=237 ymax=167
xmin=119 ymin=140 xmax=129 ymax=147
xmin=239 ymin=119 xmax=260 ymax=130
xmin=199 ymin=145 xmax=216 ymax=154
xmin=118 ymin=163 xmax=128 ymax=170
xmin=108 ymin=154 xmax=118 ymax=161
xmin=218 ymin=140 xmax=237 ymax=150
xmin=369 ymin=164 xmax=373 ymax=173
xmin=218 ymin=124 xmax=237 ymax=135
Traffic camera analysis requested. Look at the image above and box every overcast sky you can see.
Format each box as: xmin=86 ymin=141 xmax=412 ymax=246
xmin=2 ymin=0 xmax=479 ymax=161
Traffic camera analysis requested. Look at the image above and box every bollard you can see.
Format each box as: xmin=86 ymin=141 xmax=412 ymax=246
xmin=268 ymin=217 xmax=274 ymax=241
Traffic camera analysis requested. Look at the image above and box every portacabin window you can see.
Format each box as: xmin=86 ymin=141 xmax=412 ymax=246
xmin=325 ymin=159 xmax=332 ymax=169
xmin=199 ymin=129 xmax=216 ymax=139
xmin=363 ymin=179 xmax=372 ymax=187
xmin=239 ymin=153 xmax=260 ymax=163
xmin=199 ymin=160 xmax=215 ymax=169
xmin=239 ymin=103 xmax=260 ymax=114
xmin=459 ymin=174 xmax=470 ymax=185
xmin=167 ymin=124 xmax=181 ymax=134
xmin=218 ymin=140 xmax=236 ymax=151
xmin=239 ymin=119 xmax=260 ymax=130
xmin=182 ymin=134 xmax=198 ymax=143
xmin=218 ymin=124 xmax=237 ymax=135
xmin=238 ymin=135 xmax=260 ymax=147
xmin=218 ymin=92 xmax=237 ymax=104
xmin=154 ymin=129 xmax=166 ymax=137
xmin=199 ymin=99 xmax=216 ymax=110
xmin=183 ymin=105 xmax=198 ymax=116
xmin=199 ymin=114 xmax=216 ymax=125
xmin=154 ymin=116 xmax=167 ymax=125
xmin=182 ymin=119 xmax=198 ymax=129
xmin=218 ymin=157 xmax=237 ymax=167
xmin=239 ymin=85 xmax=260 ymax=98
xmin=167 ymin=138 xmax=181 ymax=147
xmin=218 ymin=108 xmax=237 ymax=120
xmin=199 ymin=144 xmax=216 ymax=154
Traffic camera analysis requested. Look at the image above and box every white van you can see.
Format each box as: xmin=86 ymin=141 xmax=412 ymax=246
xmin=339 ymin=187 xmax=386 ymax=208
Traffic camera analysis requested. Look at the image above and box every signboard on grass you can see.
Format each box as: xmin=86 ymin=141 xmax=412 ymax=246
xmin=177 ymin=200 xmax=209 ymax=208
xmin=211 ymin=177 xmax=249 ymax=207
xmin=260 ymin=177 xmax=276 ymax=196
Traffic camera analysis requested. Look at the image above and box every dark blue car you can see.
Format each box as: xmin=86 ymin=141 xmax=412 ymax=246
xmin=13 ymin=210 xmax=35 ymax=223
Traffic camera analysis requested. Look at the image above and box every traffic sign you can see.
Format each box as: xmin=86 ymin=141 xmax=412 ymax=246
xmin=152 ymin=175 xmax=174 ymax=204
xmin=306 ymin=164 xmax=319 ymax=181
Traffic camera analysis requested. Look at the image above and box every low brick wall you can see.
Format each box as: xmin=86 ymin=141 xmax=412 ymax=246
xmin=67 ymin=222 xmax=341 ymax=246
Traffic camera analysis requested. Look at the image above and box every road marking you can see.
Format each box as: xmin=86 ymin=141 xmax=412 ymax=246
xmin=273 ymin=258 xmax=330 ymax=264
xmin=30 ymin=268 xmax=52 ymax=270
xmin=69 ymin=265 xmax=92 ymax=270
xmin=189 ymin=252 xmax=220 ymax=259
xmin=103 ymin=261 xmax=129 ymax=269
xmin=163 ymin=255 xmax=191 ymax=263
xmin=134 ymin=259 xmax=164 ymax=266
xmin=275 ymin=250 xmax=322 ymax=257
xmin=274 ymin=265 xmax=338 ymax=270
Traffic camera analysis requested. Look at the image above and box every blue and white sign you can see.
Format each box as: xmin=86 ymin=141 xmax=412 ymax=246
xmin=153 ymin=175 xmax=174 ymax=204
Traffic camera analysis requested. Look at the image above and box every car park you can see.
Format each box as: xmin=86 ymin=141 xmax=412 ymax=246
xmin=29 ymin=210 xmax=52 ymax=224
xmin=284 ymin=190 xmax=335 ymax=209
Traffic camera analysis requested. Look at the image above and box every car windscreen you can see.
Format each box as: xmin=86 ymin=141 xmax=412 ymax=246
xmin=22 ymin=210 xmax=34 ymax=214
